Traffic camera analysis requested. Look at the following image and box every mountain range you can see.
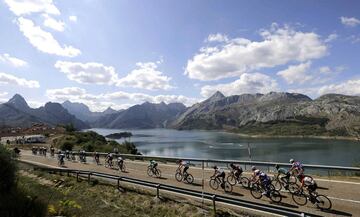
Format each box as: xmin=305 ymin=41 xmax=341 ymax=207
xmin=1 ymin=92 xmax=359 ymax=137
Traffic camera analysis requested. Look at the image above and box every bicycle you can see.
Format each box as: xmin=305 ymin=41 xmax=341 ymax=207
xmin=250 ymin=182 xmax=282 ymax=203
xmin=58 ymin=158 xmax=65 ymax=167
xmin=117 ymin=161 xmax=126 ymax=172
xmin=147 ymin=166 xmax=162 ymax=178
xmin=210 ymin=174 xmax=233 ymax=193
xmin=105 ymin=159 xmax=113 ymax=168
xmin=292 ymin=189 xmax=332 ymax=210
xmin=94 ymin=156 xmax=100 ymax=165
xmin=271 ymin=173 xmax=299 ymax=194
xmin=227 ymin=170 xmax=250 ymax=188
xmin=175 ymin=168 xmax=194 ymax=184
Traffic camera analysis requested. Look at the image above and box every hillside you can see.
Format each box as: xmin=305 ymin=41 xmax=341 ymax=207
xmin=0 ymin=94 xmax=89 ymax=129
xmin=171 ymin=91 xmax=360 ymax=137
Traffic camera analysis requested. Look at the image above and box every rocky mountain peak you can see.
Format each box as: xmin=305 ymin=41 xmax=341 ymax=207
xmin=7 ymin=94 xmax=30 ymax=110
xmin=204 ymin=91 xmax=225 ymax=103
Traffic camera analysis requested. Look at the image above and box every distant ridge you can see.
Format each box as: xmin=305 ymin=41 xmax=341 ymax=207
xmin=0 ymin=94 xmax=89 ymax=129
xmin=170 ymin=91 xmax=360 ymax=137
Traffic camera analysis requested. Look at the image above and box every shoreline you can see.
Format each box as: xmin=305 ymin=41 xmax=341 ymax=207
xmin=231 ymin=132 xmax=360 ymax=141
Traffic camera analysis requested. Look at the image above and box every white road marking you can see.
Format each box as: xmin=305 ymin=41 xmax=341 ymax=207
xmin=328 ymin=197 xmax=360 ymax=204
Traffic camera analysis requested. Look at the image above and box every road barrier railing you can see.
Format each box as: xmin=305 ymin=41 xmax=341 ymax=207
xmin=27 ymin=164 xmax=318 ymax=217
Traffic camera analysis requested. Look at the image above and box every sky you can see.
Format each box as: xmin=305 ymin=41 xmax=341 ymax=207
xmin=0 ymin=0 xmax=360 ymax=111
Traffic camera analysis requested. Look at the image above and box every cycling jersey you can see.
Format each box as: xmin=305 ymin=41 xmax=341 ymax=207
xmin=181 ymin=161 xmax=189 ymax=167
xmin=217 ymin=168 xmax=225 ymax=174
xmin=259 ymin=172 xmax=270 ymax=182
xmin=277 ymin=167 xmax=288 ymax=175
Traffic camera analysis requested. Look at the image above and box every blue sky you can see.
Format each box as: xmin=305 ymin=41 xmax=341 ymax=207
xmin=0 ymin=0 xmax=360 ymax=111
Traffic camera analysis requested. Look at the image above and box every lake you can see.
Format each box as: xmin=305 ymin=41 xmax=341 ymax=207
xmin=90 ymin=128 xmax=360 ymax=167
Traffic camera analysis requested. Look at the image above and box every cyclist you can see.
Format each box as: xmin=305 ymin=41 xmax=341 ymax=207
xmin=299 ymin=174 xmax=318 ymax=195
xmin=65 ymin=150 xmax=70 ymax=160
xmin=230 ymin=163 xmax=243 ymax=181
xmin=149 ymin=160 xmax=158 ymax=171
xmin=94 ymin=152 xmax=100 ymax=165
xmin=43 ymin=147 xmax=47 ymax=157
xmin=50 ymin=146 xmax=55 ymax=157
xmin=178 ymin=160 xmax=190 ymax=176
xmin=58 ymin=152 xmax=65 ymax=166
xmin=289 ymin=159 xmax=304 ymax=177
xmin=105 ymin=152 xmax=113 ymax=167
xmin=253 ymin=169 xmax=272 ymax=196
xmin=80 ymin=150 xmax=86 ymax=163
xmin=275 ymin=164 xmax=290 ymax=189
xmin=117 ymin=156 xmax=124 ymax=170
xmin=213 ymin=166 xmax=226 ymax=186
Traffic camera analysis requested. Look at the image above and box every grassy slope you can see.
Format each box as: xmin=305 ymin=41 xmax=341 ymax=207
xmin=18 ymin=170 xmax=246 ymax=217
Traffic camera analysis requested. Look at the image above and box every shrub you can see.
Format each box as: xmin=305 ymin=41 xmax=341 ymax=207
xmin=60 ymin=141 xmax=74 ymax=151
xmin=0 ymin=144 xmax=16 ymax=193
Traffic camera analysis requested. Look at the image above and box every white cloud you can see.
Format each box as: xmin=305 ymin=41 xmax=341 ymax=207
xmin=200 ymin=73 xmax=279 ymax=97
xmin=28 ymin=100 xmax=44 ymax=108
xmin=4 ymin=0 xmax=60 ymax=16
xmin=46 ymin=87 xmax=198 ymax=111
xmin=0 ymin=92 xmax=8 ymax=97
xmin=69 ymin=15 xmax=77 ymax=22
xmin=117 ymin=61 xmax=173 ymax=90
xmin=340 ymin=16 xmax=360 ymax=27
xmin=206 ymin=33 xmax=229 ymax=43
xmin=0 ymin=72 xmax=40 ymax=88
xmin=42 ymin=14 xmax=65 ymax=32
xmin=185 ymin=24 xmax=327 ymax=81
xmin=17 ymin=17 xmax=81 ymax=57
xmin=318 ymin=79 xmax=360 ymax=96
xmin=54 ymin=61 xmax=119 ymax=85
xmin=277 ymin=61 xmax=312 ymax=84
xmin=324 ymin=33 xmax=338 ymax=43
xmin=0 ymin=53 xmax=28 ymax=67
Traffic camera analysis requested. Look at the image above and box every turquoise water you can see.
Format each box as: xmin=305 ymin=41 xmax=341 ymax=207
xmin=90 ymin=128 xmax=360 ymax=167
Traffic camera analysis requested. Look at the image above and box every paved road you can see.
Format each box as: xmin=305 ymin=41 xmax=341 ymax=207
xmin=20 ymin=150 xmax=360 ymax=217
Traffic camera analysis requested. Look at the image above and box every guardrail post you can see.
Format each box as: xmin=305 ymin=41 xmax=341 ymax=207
xmin=117 ymin=178 xmax=121 ymax=189
xmin=88 ymin=173 xmax=91 ymax=184
xmin=212 ymin=195 xmax=216 ymax=216
xmin=67 ymin=170 xmax=70 ymax=177
xmin=76 ymin=171 xmax=79 ymax=182
xmin=156 ymin=184 xmax=161 ymax=199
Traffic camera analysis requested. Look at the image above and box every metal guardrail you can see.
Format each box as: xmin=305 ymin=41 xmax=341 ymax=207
xmin=29 ymin=165 xmax=319 ymax=217
xmin=68 ymin=151 xmax=360 ymax=173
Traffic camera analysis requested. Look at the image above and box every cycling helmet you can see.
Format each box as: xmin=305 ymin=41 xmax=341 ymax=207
xmin=213 ymin=165 xmax=218 ymax=169
xmin=230 ymin=163 xmax=234 ymax=167
xmin=289 ymin=159 xmax=294 ymax=163
xmin=251 ymin=166 xmax=256 ymax=171
xmin=275 ymin=164 xmax=279 ymax=169
xmin=254 ymin=169 xmax=260 ymax=175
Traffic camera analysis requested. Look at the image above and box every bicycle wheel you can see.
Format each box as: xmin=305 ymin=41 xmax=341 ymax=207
xmin=121 ymin=164 xmax=126 ymax=172
xmin=147 ymin=168 xmax=153 ymax=177
xmin=227 ymin=174 xmax=237 ymax=186
xmin=292 ymin=191 xmax=307 ymax=206
xmin=250 ymin=184 xmax=263 ymax=199
xmin=155 ymin=169 xmax=161 ymax=178
xmin=270 ymin=190 xmax=282 ymax=203
xmin=240 ymin=177 xmax=250 ymax=188
xmin=209 ymin=179 xmax=219 ymax=190
xmin=315 ymin=195 xmax=332 ymax=210
xmin=224 ymin=182 xmax=233 ymax=193
xmin=175 ymin=172 xmax=182 ymax=182
xmin=186 ymin=174 xmax=194 ymax=184
xmin=271 ymin=180 xmax=282 ymax=191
